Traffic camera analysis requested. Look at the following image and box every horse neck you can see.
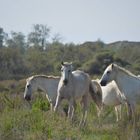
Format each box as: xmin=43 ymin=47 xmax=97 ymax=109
xmin=115 ymin=69 xmax=135 ymax=92
xmin=32 ymin=77 xmax=47 ymax=93
xmin=60 ymin=72 xmax=73 ymax=84
xmin=68 ymin=73 xmax=75 ymax=85
xmin=38 ymin=77 xmax=60 ymax=93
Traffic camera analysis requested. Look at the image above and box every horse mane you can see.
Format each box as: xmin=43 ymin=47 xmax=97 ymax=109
xmin=26 ymin=75 xmax=60 ymax=81
xmin=62 ymin=62 xmax=72 ymax=66
xmin=92 ymin=80 xmax=102 ymax=93
xmin=91 ymin=80 xmax=102 ymax=108
xmin=113 ymin=64 xmax=137 ymax=78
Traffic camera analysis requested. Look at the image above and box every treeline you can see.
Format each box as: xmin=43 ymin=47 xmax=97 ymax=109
xmin=0 ymin=24 xmax=140 ymax=80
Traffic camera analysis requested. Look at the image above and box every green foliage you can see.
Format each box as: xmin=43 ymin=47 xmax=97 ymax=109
xmin=0 ymin=47 xmax=28 ymax=80
xmin=32 ymin=97 xmax=50 ymax=111
xmin=0 ymin=40 xmax=140 ymax=80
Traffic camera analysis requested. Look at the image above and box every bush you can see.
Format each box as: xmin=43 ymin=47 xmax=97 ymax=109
xmin=32 ymin=98 xmax=50 ymax=111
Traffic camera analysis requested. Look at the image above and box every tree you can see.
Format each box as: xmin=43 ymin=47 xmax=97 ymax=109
xmin=0 ymin=47 xmax=28 ymax=80
xmin=0 ymin=27 xmax=5 ymax=48
xmin=27 ymin=24 xmax=50 ymax=49
xmin=5 ymin=32 xmax=26 ymax=52
xmin=52 ymin=33 xmax=62 ymax=43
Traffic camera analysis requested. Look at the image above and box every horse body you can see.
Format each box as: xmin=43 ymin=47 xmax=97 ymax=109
xmin=24 ymin=75 xmax=60 ymax=110
xmin=92 ymin=80 xmax=125 ymax=121
xmin=54 ymin=62 xmax=101 ymax=126
xmin=115 ymin=74 xmax=140 ymax=104
xmin=100 ymin=63 xmax=140 ymax=121
xmin=101 ymin=81 xmax=123 ymax=106
xmin=70 ymin=71 xmax=90 ymax=98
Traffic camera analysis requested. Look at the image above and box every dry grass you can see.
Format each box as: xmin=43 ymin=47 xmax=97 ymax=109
xmin=0 ymin=79 xmax=140 ymax=140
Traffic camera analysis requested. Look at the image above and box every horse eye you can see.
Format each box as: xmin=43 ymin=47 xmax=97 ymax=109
xmin=27 ymin=84 xmax=30 ymax=88
xmin=107 ymin=71 xmax=111 ymax=74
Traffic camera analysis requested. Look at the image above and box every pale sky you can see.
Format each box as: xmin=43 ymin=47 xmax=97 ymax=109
xmin=0 ymin=0 xmax=140 ymax=44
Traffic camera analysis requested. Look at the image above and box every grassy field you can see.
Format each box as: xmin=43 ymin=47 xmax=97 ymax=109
xmin=0 ymin=79 xmax=140 ymax=140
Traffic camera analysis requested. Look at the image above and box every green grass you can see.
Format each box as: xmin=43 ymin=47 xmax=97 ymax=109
xmin=0 ymin=80 xmax=140 ymax=140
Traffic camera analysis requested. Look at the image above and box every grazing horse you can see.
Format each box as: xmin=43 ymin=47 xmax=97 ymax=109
xmin=24 ymin=75 xmax=60 ymax=111
xmin=100 ymin=63 xmax=140 ymax=122
xmin=92 ymin=80 xmax=126 ymax=121
xmin=54 ymin=62 xmax=102 ymax=126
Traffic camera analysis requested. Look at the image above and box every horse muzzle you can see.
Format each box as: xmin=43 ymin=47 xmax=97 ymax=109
xmin=24 ymin=95 xmax=31 ymax=101
xmin=100 ymin=80 xmax=107 ymax=86
xmin=63 ymin=79 xmax=68 ymax=85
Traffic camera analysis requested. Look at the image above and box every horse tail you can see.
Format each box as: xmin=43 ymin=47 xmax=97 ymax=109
xmin=89 ymin=80 xmax=102 ymax=109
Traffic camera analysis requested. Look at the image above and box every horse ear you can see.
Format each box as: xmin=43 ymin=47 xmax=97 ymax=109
xmin=61 ymin=61 xmax=64 ymax=66
xmin=69 ymin=62 xmax=73 ymax=70
xmin=111 ymin=63 xmax=114 ymax=69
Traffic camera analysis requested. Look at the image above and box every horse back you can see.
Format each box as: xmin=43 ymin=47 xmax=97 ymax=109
xmin=71 ymin=70 xmax=91 ymax=97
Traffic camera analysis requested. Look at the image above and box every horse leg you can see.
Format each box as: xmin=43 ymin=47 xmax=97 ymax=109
xmin=50 ymin=102 xmax=53 ymax=111
xmin=125 ymin=101 xmax=136 ymax=128
xmin=46 ymin=95 xmax=53 ymax=111
xmin=128 ymin=102 xmax=137 ymax=140
xmin=96 ymin=105 xmax=103 ymax=127
xmin=68 ymin=99 xmax=75 ymax=120
xmin=130 ymin=103 xmax=136 ymax=124
xmin=115 ymin=106 xmax=119 ymax=122
xmin=50 ymin=100 xmax=65 ymax=117
xmin=118 ymin=105 xmax=122 ymax=121
xmin=71 ymin=100 xmax=76 ymax=120
xmin=79 ymin=95 xmax=88 ymax=127
xmin=126 ymin=102 xmax=133 ymax=120
xmin=97 ymin=106 xmax=101 ymax=117
xmin=115 ymin=105 xmax=122 ymax=122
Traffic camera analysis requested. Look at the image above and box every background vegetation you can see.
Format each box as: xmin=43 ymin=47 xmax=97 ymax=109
xmin=0 ymin=24 xmax=140 ymax=139
xmin=0 ymin=24 xmax=140 ymax=80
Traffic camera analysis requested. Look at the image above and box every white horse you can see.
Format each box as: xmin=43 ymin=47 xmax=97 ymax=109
xmin=92 ymin=80 xmax=126 ymax=121
xmin=54 ymin=62 xmax=102 ymax=126
xmin=24 ymin=75 xmax=60 ymax=111
xmin=100 ymin=63 xmax=140 ymax=122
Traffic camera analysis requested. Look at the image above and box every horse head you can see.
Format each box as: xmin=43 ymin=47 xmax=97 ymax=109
xmin=61 ymin=61 xmax=73 ymax=85
xmin=100 ymin=63 xmax=117 ymax=86
xmin=24 ymin=77 xmax=37 ymax=101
